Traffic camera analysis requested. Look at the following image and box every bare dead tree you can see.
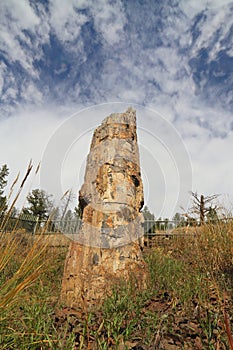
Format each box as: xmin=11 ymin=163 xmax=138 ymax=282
xmin=190 ymin=192 xmax=220 ymax=225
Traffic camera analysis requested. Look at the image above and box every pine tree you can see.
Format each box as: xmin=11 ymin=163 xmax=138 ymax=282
xmin=142 ymin=206 xmax=156 ymax=233
xmin=0 ymin=164 xmax=9 ymax=216
xmin=23 ymin=189 xmax=53 ymax=221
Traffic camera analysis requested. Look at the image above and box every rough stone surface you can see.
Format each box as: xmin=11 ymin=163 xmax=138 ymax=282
xmin=60 ymin=108 xmax=148 ymax=307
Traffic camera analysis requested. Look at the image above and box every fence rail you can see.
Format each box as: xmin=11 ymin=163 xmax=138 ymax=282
xmin=1 ymin=215 xmax=232 ymax=237
xmin=0 ymin=216 xmax=183 ymax=234
xmin=2 ymin=215 xmax=232 ymax=249
xmin=0 ymin=215 xmax=82 ymax=235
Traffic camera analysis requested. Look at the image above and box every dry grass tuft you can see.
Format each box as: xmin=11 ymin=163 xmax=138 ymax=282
xmin=0 ymin=233 xmax=47 ymax=310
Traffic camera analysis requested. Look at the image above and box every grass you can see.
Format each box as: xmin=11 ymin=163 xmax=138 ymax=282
xmin=0 ymin=219 xmax=232 ymax=349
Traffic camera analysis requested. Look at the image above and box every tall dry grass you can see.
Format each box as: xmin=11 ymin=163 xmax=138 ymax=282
xmin=0 ymin=161 xmax=48 ymax=311
xmin=159 ymin=220 xmax=233 ymax=349
xmin=0 ymin=235 xmax=47 ymax=310
xmin=165 ymin=220 xmax=233 ymax=279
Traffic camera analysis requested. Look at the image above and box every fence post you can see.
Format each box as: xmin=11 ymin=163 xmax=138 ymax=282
xmin=33 ymin=216 xmax=39 ymax=236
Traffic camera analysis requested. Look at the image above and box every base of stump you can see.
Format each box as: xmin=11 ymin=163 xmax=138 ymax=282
xmin=60 ymin=241 xmax=148 ymax=308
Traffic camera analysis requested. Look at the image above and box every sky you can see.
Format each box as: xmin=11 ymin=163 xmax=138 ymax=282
xmin=0 ymin=0 xmax=233 ymax=219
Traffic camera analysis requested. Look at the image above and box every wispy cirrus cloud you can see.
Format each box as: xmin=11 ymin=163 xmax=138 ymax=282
xmin=0 ymin=0 xmax=232 ymax=119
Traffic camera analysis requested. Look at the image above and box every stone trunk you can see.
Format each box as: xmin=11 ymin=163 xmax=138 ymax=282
xmin=60 ymin=108 xmax=147 ymax=307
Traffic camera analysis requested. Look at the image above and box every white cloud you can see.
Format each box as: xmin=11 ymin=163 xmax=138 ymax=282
xmin=0 ymin=0 xmax=42 ymax=75
xmin=89 ymin=0 xmax=126 ymax=45
xmin=189 ymin=6 xmax=233 ymax=61
xmin=48 ymin=0 xmax=126 ymax=46
xmin=21 ymin=82 xmax=43 ymax=104
xmin=0 ymin=0 xmax=40 ymax=29
xmin=180 ymin=0 xmax=233 ymax=17
xmin=186 ymin=131 xmax=233 ymax=199
xmin=48 ymin=0 xmax=88 ymax=43
xmin=0 ymin=108 xmax=64 ymax=206
xmin=0 ymin=30 xmax=36 ymax=77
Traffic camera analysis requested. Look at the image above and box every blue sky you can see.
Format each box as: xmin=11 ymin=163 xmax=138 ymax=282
xmin=0 ymin=0 xmax=233 ymax=217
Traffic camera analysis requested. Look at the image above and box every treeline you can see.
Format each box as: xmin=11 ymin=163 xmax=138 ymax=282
xmin=0 ymin=163 xmax=223 ymax=234
xmin=0 ymin=164 xmax=81 ymax=233
xmin=142 ymin=195 xmax=222 ymax=234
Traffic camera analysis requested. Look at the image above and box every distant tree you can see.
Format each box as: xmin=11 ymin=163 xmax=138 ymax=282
xmin=73 ymin=205 xmax=82 ymax=232
xmin=23 ymin=189 xmax=53 ymax=221
xmin=142 ymin=206 xmax=156 ymax=233
xmin=0 ymin=164 xmax=9 ymax=215
xmin=74 ymin=204 xmax=83 ymax=219
xmin=51 ymin=206 xmax=60 ymax=221
xmin=64 ymin=209 xmax=73 ymax=220
xmin=164 ymin=218 xmax=169 ymax=230
xmin=173 ymin=212 xmax=181 ymax=222
xmin=173 ymin=212 xmax=186 ymax=227
xmin=187 ymin=216 xmax=198 ymax=227
xmin=154 ymin=217 xmax=164 ymax=230
xmin=142 ymin=206 xmax=155 ymax=221
xmin=190 ymin=192 xmax=220 ymax=225
xmin=207 ymin=206 xmax=218 ymax=223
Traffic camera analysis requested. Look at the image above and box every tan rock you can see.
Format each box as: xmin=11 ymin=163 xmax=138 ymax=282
xmin=60 ymin=108 xmax=147 ymax=307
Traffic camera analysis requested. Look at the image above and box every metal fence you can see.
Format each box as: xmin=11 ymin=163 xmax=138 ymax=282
xmin=2 ymin=213 xmax=232 ymax=236
xmin=143 ymin=220 xmax=180 ymax=234
xmin=0 ymin=214 xmax=82 ymax=235
xmin=0 ymin=215 xmax=183 ymax=235
xmin=1 ymin=215 xmax=231 ymax=250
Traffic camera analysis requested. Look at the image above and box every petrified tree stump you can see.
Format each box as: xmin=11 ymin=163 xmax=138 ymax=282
xmin=60 ymin=108 xmax=147 ymax=307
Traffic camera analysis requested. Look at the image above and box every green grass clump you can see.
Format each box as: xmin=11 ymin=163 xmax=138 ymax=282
xmin=146 ymin=248 xmax=210 ymax=305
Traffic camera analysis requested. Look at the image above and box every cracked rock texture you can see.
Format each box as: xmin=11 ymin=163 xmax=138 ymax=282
xmin=60 ymin=108 xmax=148 ymax=307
